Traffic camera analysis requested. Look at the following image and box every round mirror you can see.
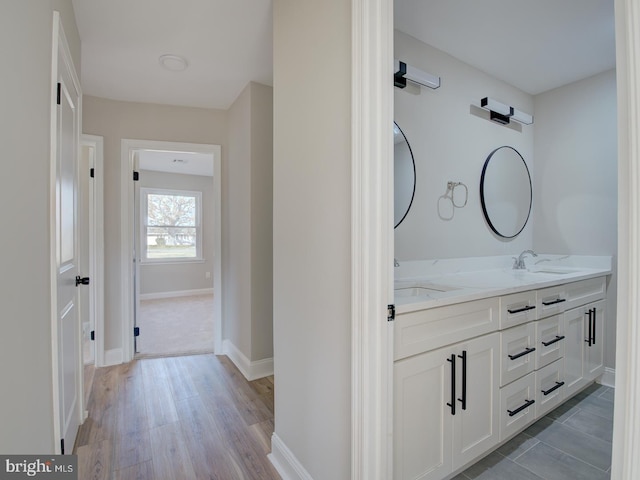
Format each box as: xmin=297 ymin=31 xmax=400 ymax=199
xmin=480 ymin=146 xmax=532 ymax=238
xmin=394 ymin=122 xmax=416 ymax=228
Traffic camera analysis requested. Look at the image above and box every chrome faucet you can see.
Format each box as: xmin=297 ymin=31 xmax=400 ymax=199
xmin=513 ymin=250 xmax=537 ymax=270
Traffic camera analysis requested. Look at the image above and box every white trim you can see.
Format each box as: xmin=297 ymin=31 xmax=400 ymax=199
xmin=222 ymin=339 xmax=274 ymax=381
xmin=351 ymin=0 xmax=394 ymax=478
xmin=139 ymin=288 xmax=214 ymax=301
xmin=121 ymin=140 xmax=223 ymax=362
xmin=268 ymin=433 xmax=314 ymax=480
xmin=613 ymin=1 xmax=640 ymax=478
xmin=81 ymin=134 xmax=105 ymax=367
xmin=598 ymin=367 xmax=616 ymax=388
xmin=104 ymin=348 xmax=124 ymax=366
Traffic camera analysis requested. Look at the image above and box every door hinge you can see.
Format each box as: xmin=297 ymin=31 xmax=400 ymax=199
xmin=90 ymin=330 xmax=95 ymax=341
xmin=134 ymin=327 xmax=140 ymax=337
xmin=387 ymin=304 xmax=396 ymax=322
xmin=56 ymin=82 xmax=61 ymax=105
xmin=133 ymin=171 xmax=139 ymax=181
xmin=90 ymin=167 xmax=95 ymax=178
xmin=60 ymin=438 xmax=64 ymax=455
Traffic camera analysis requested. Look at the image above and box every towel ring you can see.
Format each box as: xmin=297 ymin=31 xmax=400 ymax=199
xmin=447 ymin=181 xmax=468 ymax=208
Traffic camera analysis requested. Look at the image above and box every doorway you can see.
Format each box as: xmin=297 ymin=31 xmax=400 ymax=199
xmin=134 ymin=149 xmax=216 ymax=357
xmin=121 ymin=140 xmax=222 ymax=362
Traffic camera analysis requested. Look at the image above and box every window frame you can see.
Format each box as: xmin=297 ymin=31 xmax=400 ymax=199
xmin=139 ymin=187 xmax=203 ymax=264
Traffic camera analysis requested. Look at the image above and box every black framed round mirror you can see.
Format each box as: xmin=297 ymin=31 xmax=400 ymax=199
xmin=394 ymin=121 xmax=416 ymax=228
xmin=480 ymin=145 xmax=532 ymax=238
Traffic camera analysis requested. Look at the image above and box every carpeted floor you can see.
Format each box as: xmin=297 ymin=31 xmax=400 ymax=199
xmin=136 ymin=294 xmax=215 ymax=357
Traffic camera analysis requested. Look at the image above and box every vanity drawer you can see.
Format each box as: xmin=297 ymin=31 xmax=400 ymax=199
xmin=564 ymin=277 xmax=606 ymax=311
xmin=500 ymin=323 xmax=536 ymax=386
xmin=394 ymin=297 xmax=499 ymax=360
xmin=500 ymin=372 xmax=536 ymax=442
xmin=535 ymin=314 xmax=565 ymax=369
xmin=499 ymin=291 xmax=538 ymax=329
xmin=535 ymin=359 xmax=566 ymax=418
xmin=537 ymin=285 xmax=568 ymax=319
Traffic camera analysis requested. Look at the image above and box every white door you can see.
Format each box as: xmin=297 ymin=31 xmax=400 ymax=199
xmin=53 ymin=15 xmax=82 ymax=454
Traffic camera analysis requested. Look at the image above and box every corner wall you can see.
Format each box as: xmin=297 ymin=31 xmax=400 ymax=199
xmin=532 ymin=69 xmax=618 ymax=369
xmin=225 ymin=81 xmax=274 ymax=369
xmin=394 ymin=30 xmax=535 ymax=260
xmin=272 ymin=0 xmax=352 ymax=478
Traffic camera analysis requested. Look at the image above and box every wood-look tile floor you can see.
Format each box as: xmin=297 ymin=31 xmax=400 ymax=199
xmin=75 ymin=354 xmax=281 ymax=480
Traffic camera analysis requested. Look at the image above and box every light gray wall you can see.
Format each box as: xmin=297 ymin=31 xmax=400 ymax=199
xmin=0 ymin=0 xmax=80 ymax=453
xmin=138 ymin=170 xmax=214 ymax=295
xmin=394 ymin=30 xmax=535 ymax=260
xmin=273 ymin=0 xmax=352 ymax=478
xmin=532 ymin=69 xmax=618 ymax=368
xmin=82 ymin=96 xmax=227 ymax=350
xmin=226 ymin=81 xmax=274 ymax=362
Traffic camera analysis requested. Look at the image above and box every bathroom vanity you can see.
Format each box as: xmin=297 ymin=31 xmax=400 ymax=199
xmin=393 ymin=255 xmax=611 ymax=480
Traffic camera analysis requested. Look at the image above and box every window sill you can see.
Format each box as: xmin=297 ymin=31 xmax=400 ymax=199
xmin=140 ymin=258 xmax=206 ymax=266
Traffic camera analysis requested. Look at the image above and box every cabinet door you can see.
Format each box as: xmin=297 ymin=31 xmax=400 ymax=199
xmin=563 ymin=307 xmax=588 ymax=397
xmin=452 ymin=333 xmax=500 ymax=470
xmin=394 ymin=347 xmax=453 ymax=480
xmin=584 ymin=300 xmax=605 ymax=380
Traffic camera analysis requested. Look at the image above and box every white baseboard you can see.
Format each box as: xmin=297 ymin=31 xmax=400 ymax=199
xmin=222 ymin=339 xmax=273 ymax=381
xmin=139 ymin=288 xmax=214 ymax=301
xmin=104 ymin=347 xmax=123 ymax=366
xmin=598 ymin=367 xmax=616 ymax=388
xmin=268 ymin=433 xmax=314 ymax=480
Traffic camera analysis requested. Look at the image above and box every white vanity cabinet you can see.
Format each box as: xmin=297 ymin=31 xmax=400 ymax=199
xmin=394 ymin=274 xmax=607 ymax=480
xmin=393 ymin=333 xmax=500 ymax=480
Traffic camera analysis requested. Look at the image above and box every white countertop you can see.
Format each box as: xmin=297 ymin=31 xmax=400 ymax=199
xmin=395 ymin=255 xmax=613 ymax=314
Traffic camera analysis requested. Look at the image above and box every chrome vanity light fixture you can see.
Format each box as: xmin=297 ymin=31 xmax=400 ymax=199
xmin=394 ymin=60 xmax=441 ymax=89
xmin=480 ymin=97 xmax=533 ymax=125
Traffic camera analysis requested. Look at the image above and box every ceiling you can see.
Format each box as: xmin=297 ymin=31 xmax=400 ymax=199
xmin=72 ymin=1 xmax=615 ymax=110
xmin=394 ymin=0 xmax=616 ymax=95
xmin=72 ymin=0 xmax=273 ymax=109
xmin=139 ymin=150 xmax=214 ymax=176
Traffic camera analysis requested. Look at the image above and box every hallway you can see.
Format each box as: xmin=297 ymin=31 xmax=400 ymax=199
xmin=75 ymin=354 xmax=279 ymax=479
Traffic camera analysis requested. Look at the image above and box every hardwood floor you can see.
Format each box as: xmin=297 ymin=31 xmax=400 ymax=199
xmin=75 ymin=354 xmax=280 ymax=480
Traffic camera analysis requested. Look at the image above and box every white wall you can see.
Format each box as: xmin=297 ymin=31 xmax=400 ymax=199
xmin=138 ymin=170 xmax=214 ymax=296
xmin=394 ymin=30 xmax=535 ymax=260
xmin=82 ymin=96 xmax=227 ymax=350
xmin=273 ymin=0 xmax=352 ymax=478
xmin=226 ymin=81 xmax=274 ymax=363
xmin=0 ymin=0 xmax=80 ymax=453
xmin=533 ymin=69 xmax=618 ymax=368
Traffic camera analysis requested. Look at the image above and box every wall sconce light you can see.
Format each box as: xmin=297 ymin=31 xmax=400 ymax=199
xmin=480 ymin=97 xmax=533 ymax=125
xmin=394 ymin=60 xmax=440 ymax=90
